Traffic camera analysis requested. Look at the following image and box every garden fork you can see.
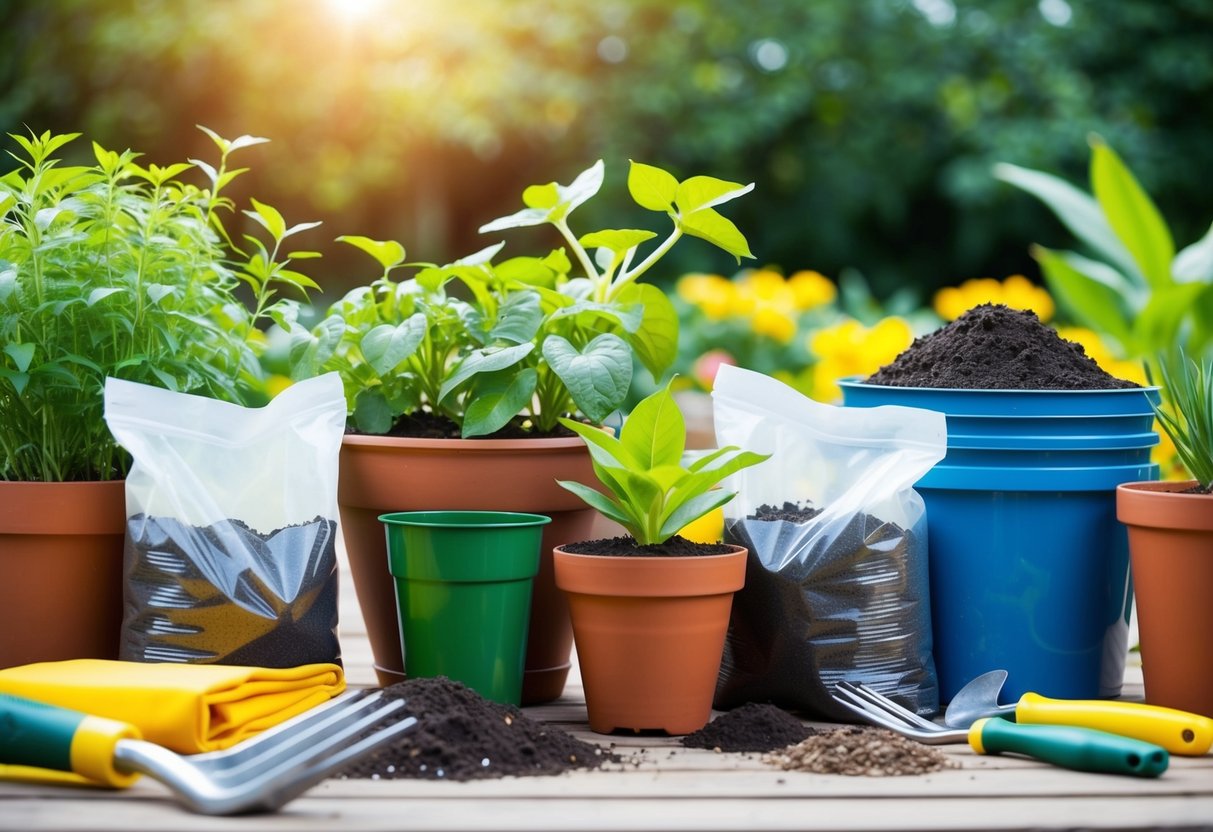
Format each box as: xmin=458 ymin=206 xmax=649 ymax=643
xmin=1 ymin=688 xmax=416 ymax=814
xmin=830 ymin=680 xmax=1168 ymax=778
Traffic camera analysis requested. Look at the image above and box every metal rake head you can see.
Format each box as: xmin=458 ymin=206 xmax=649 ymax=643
xmin=112 ymin=689 xmax=416 ymax=815
xmin=830 ymin=681 xmax=965 ymax=745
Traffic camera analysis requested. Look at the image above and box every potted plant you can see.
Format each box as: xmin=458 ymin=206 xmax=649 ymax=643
xmin=1117 ymin=351 xmax=1213 ymax=717
xmin=551 ymin=381 xmax=769 ymax=734
xmin=0 ymin=127 xmax=321 ymax=669
xmin=297 ymin=159 xmax=754 ymax=701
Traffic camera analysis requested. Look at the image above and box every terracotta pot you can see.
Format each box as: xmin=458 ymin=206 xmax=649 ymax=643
xmin=553 ymin=544 xmax=747 ymax=735
xmin=339 ymin=434 xmax=597 ymax=703
xmin=1117 ymin=480 xmax=1213 ymax=717
xmin=0 ymin=480 xmax=126 ymax=670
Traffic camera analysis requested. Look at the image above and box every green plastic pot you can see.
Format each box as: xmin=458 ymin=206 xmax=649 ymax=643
xmin=380 ymin=510 xmax=551 ymax=705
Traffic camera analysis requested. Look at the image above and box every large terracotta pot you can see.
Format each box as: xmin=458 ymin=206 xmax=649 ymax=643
xmin=553 ymin=545 xmax=747 ymax=735
xmin=1117 ymin=480 xmax=1213 ymax=718
xmin=0 ymin=480 xmax=126 ymax=669
xmin=339 ymin=434 xmax=597 ymax=703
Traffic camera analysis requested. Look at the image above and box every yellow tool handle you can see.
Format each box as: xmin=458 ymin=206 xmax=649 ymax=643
xmin=1017 ymin=692 xmax=1213 ymax=756
xmin=0 ymin=693 xmax=142 ymax=788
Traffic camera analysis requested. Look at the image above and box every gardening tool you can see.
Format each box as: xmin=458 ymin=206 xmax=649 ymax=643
xmin=0 ymin=688 xmax=415 ymax=814
xmin=831 ymin=681 xmax=1169 ymax=778
xmin=943 ymin=669 xmax=1213 ymax=756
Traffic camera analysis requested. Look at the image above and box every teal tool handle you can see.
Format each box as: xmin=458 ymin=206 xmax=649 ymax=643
xmin=0 ymin=693 xmax=140 ymax=787
xmin=0 ymin=693 xmax=83 ymax=772
xmin=970 ymin=717 xmax=1169 ymax=778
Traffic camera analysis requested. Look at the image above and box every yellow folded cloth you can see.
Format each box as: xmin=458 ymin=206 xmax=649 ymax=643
xmin=0 ymin=660 xmax=345 ymax=753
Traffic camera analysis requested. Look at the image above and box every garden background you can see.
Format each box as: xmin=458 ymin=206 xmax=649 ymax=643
xmin=2 ymin=0 xmax=1211 ymax=429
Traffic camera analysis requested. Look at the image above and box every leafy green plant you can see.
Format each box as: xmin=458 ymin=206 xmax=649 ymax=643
xmin=1151 ymin=351 xmax=1213 ymax=491
xmin=304 ymin=159 xmax=754 ymax=438
xmin=995 ymin=137 xmax=1213 ymax=363
xmin=0 ymin=127 xmax=320 ymax=481
xmin=555 ymin=381 xmax=768 ymax=546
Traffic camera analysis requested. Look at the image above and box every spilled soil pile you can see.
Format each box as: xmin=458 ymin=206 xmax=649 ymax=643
xmin=866 ymin=304 xmax=1139 ymax=389
xmin=340 ymin=677 xmax=614 ymax=781
xmin=681 ymin=703 xmax=814 ymax=752
xmin=766 ymin=726 xmax=955 ymax=776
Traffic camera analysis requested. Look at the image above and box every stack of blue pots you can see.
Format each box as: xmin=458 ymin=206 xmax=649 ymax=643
xmin=839 ymin=381 xmax=1159 ymax=704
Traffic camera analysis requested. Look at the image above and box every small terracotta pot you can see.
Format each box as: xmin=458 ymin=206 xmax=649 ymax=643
xmin=0 ymin=480 xmax=126 ymax=669
xmin=1117 ymin=480 xmax=1213 ymax=717
xmin=554 ymin=544 xmax=747 ymax=735
xmin=339 ymin=434 xmax=597 ymax=703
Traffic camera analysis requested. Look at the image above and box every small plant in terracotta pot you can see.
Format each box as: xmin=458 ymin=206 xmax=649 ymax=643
xmin=1117 ymin=351 xmax=1213 ymax=717
xmin=553 ymin=381 xmax=769 ymax=734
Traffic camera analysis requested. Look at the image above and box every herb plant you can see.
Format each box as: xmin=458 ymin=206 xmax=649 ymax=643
xmin=303 ymin=160 xmax=754 ymax=438
xmin=555 ymin=381 xmax=768 ymax=546
xmin=1151 ymin=351 xmax=1213 ymax=491
xmin=0 ymin=127 xmax=320 ymax=482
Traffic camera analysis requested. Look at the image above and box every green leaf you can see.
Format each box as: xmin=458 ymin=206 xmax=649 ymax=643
xmin=338 ymin=235 xmax=407 ymax=272
xmin=628 ymin=161 xmax=679 ymax=212
xmin=1173 ymin=221 xmax=1213 ymax=283
xmin=0 ymin=267 xmax=15 ymax=304
xmin=616 ymin=283 xmax=678 ymax=379
xmin=481 ymin=161 xmax=604 ymax=232
xmin=490 ymin=290 xmax=543 ymax=344
xmin=678 ymin=207 xmax=753 ymax=261
xmin=1133 ymin=283 xmax=1208 ymax=355
xmin=993 ymin=162 xmax=1143 ymax=286
xmin=1033 ymin=246 xmax=1133 ymax=348
xmin=478 ymin=207 xmax=551 ymax=233
xmin=4 ymin=342 xmax=35 ymax=373
xmin=86 ymin=287 xmax=123 ymax=307
xmin=146 ymin=284 xmax=175 ymax=306
xmin=494 ymin=256 xmax=557 ymax=287
xmin=558 ymin=416 xmax=639 ymax=470
xmin=0 ymin=368 xmax=30 ymax=396
xmin=462 ymin=367 xmax=538 ymax=438
xmin=541 ymin=333 xmax=632 ymax=424
xmin=438 ymin=342 xmax=534 ymax=402
xmin=1090 ymin=139 xmax=1175 ymax=288
xmin=660 ymin=490 xmax=735 ymax=541
xmin=554 ymin=479 xmax=634 ymax=528
xmin=244 ymin=198 xmax=287 ymax=241
xmin=522 ymin=183 xmax=560 ymax=209
xmin=360 ymin=314 xmax=426 ymax=375
xmin=353 ymin=389 xmax=394 ymax=434
xmin=620 ymin=381 xmax=684 ymax=469
xmin=578 ymin=229 xmax=657 ymax=254
xmin=674 ymin=176 xmax=755 ymax=214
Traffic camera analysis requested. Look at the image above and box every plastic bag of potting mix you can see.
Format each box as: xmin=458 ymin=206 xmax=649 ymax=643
xmin=710 ymin=365 xmax=946 ymax=719
xmin=104 ymin=373 xmax=347 ymax=668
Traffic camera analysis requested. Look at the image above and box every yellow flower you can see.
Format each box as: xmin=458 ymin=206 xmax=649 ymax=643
xmin=676 ymin=273 xmax=739 ymax=320
xmin=808 ymin=316 xmax=914 ymax=402
xmin=787 ymin=270 xmax=837 ymax=311
xmin=741 ymin=268 xmax=789 ymax=300
xmin=1055 ymin=327 xmax=1148 ymax=386
xmin=264 ymin=374 xmax=294 ymax=398
xmin=934 ymin=275 xmax=1054 ymax=322
xmin=750 ymin=306 xmax=798 ymax=345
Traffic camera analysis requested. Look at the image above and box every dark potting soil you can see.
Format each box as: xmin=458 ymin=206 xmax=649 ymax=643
xmin=865 ymin=303 xmax=1139 ymax=390
xmin=715 ymin=505 xmax=938 ymax=721
xmin=560 ymin=535 xmax=735 ymax=557
xmin=340 ymin=676 xmax=615 ymax=781
xmin=353 ymin=410 xmax=577 ymax=440
xmin=681 ymin=703 xmax=814 ymax=752
xmin=121 ymin=514 xmax=340 ymax=668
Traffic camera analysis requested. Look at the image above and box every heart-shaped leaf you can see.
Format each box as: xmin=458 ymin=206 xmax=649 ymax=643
xmin=628 ymin=161 xmax=678 ymax=212
xmin=615 ymin=283 xmax=678 ymax=378
xmin=462 ymin=367 xmax=538 ymax=438
xmin=338 ymin=235 xmax=406 ymax=272
xmin=360 ymin=313 xmax=426 ymax=375
xmin=542 ymin=333 xmax=632 ymax=424
xmin=4 ymin=342 xmax=35 ymax=373
xmin=353 ymin=388 xmax=394 ymax=434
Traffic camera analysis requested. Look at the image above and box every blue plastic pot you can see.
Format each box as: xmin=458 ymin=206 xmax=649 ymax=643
xmin=839 ymin=380 xmax=1160 ymax=703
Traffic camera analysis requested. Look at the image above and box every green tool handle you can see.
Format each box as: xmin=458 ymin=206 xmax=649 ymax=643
xmin=0 ymin=693 xmax=140 ymax=787
xmin=969 ymin=717 xmax=1169 ymax=777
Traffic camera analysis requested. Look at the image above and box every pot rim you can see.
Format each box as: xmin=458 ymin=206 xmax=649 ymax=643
xmin=553 ymin=543 xmax=747 ymax=562
xmin=342 ymin=433 xmax=590 ymax=451
xmin=838 ymin=377 xmax=1160 ymax=395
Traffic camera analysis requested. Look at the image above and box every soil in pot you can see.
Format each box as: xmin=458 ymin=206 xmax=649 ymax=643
xmin=352 ymin=411 xmax=579 ymax=440
xmin=339 ymin=676 xmax=615 ymax=780
xmin=681 ymin=702 xmax=814 ymax=752
xmin=559 ymin=534 xmax=734 ymax=557
xmin=717 ymin=501 xmax=937 ymax=719
xmin=865 ymin=304 xmax=1138 ymax=389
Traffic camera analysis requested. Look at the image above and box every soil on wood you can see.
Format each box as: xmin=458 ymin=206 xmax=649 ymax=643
xmin=765 ymin=726 xmax=956 ymax=776
xmin=349 ymin=410 xmax=578 ymax=440
xmin=339 ymin=676 xmax=615 ymax=781
xmin=121 ymin=514 xmax=340 ymax=668
xmin=681 ymin=703 xmax=814 ymax=752
xmin=560 ymin=535 xmax=735 ymax=557
xmin=865 ymin=304 xmax=1139 ymax=390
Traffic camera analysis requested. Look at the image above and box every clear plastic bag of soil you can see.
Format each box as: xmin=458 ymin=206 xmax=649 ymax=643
xmin=104 ymin=373 xmax=347 ymax=668
xmin=710 ymin=365 xmax=947 ymax=719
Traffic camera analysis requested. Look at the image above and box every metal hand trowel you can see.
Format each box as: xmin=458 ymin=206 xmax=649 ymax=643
xmin=944 ymin=669 xmax=1213 ymax=756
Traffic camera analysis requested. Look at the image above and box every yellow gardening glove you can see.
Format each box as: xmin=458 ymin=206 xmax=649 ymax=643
xmin=0 ymin=660 xmax=344 ymax=753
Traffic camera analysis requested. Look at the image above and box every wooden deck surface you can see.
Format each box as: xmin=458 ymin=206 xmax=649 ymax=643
xmin=3 ymin=547 xmax=1211 ymax=831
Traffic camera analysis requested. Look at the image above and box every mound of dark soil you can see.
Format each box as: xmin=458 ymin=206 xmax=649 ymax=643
xmin=865 ymin=304 xmax=1138 ymax=390
xmin=681 ymin=703 xmax=814 ymax=752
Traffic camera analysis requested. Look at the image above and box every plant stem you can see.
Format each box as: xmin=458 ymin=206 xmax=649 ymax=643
xmin=554 ymin=217 xmax=599 ymax=285
xmin=609 ymin=226 xmax=682 ymax=300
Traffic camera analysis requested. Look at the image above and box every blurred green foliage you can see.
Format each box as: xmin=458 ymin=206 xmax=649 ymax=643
xmin=2 ymin=0 xmax=1211 ymax=303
